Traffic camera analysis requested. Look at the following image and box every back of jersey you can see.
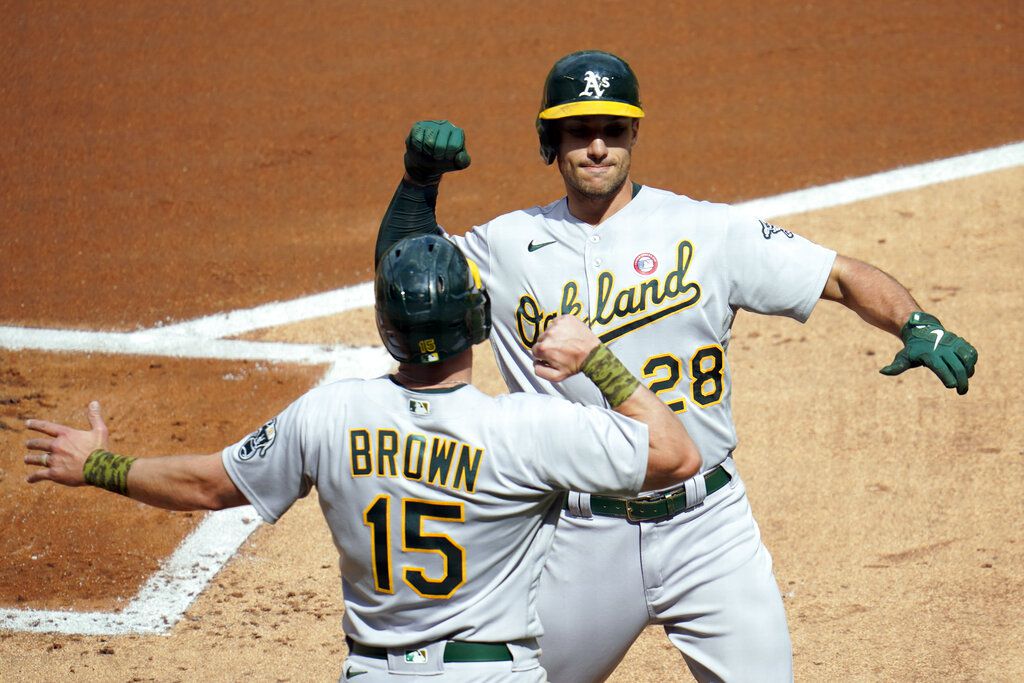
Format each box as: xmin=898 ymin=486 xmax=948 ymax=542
xmin=222 ymin=376 xmax=648 ymax=648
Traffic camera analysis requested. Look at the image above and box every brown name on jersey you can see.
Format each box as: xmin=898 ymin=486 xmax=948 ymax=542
xmin=348 ymin=428 xmax=483 ymax=493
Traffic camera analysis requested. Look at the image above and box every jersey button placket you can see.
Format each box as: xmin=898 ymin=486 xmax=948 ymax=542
xmin=590 ymin=234 xmax=603 ymax=268
xmin=584 ymin=233 xmax=602 ymax=319
xmin=585 ymin=232 xmax=598 ymax=313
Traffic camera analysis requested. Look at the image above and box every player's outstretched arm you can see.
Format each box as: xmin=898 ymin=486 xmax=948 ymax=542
xmin=24 ymin=401 xmax=249 ymax=511
xmin=821 ymin=254 xmax=978 ymax=394
xmin=375 ymin=120 xmax=471 ymax=265
xmin=533 ymin=316 xmax=701 ymax=488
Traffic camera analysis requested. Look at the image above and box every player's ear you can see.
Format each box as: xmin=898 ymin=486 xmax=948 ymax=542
xmin=630 ymin=119 xmax=640 ymax=148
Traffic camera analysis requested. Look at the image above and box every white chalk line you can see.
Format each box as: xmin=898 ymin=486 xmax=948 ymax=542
xmin=0 ymin=355 xmax=395 ymax=637
xmin=734 ymin=140 xmax=1024 ymax=218
xmin=0 ymin=140 xmax=1020 ymax=636
xmin=0 ymin=326 xmax=392 ymax=367
xmin=149 ymin=281 xmax=375 ymax=340
xmin=0 ymin=508 xmax=261 ymax=636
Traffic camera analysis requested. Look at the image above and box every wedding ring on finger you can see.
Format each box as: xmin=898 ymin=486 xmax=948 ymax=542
xmin=42 ymin=453 xmax=49 ymax=468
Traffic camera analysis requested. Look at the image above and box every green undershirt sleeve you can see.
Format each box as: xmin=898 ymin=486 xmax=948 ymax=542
xmin=375 ymin=180 xmax=443 ymax=266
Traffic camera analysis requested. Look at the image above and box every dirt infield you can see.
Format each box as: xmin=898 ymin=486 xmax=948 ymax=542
xmin=1 ymin=1 xmax=1022 ymax=681
xmin=0 ymin=353 xmax=325 ymax=611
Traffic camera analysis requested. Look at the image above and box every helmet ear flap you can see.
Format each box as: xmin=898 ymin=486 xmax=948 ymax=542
xmin=466 ymin=288 xmax=492 ymax=346
xmin=537 ymin=119 xmax=558 ymax=165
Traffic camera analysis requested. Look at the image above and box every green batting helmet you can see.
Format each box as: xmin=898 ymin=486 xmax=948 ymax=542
xmin=536 ymin=50 xmax=644 ymax=164
xmin=375 ymin=234 xmax=491 ymax=364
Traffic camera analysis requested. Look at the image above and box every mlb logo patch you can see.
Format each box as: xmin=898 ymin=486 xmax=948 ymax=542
xmin=409 ymin=399 xmax=431 ymax=415
xmin=404 ymin=649 xmax=428 ymax=664
xmin=633 ymin=252 xmax=658 ymax=275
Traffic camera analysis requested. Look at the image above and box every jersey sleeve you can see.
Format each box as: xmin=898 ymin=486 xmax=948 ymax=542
xmin=375 ymin=181 xmax=442 ymax=266
xmin=725 ymin=208 xmax=837 ymax=322
xmin=505 ymin=395 xmax=649 ymax=497
xmin=445 ymin=225 xmax=492 ymax=284
xmin=221 ymin=394 xmax=316 ymax=524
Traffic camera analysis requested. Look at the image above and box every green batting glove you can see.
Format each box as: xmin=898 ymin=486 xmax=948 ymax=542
xmin=880 ymin=311 xmax=978 ymax=395
xmin=404 ymin=120 xmax=471 ymax=185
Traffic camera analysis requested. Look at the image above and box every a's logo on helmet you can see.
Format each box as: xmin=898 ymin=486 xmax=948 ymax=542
xmin=579 ymin=71 xmax=611 ymax=98
xmin=633 ymin=252 xmax=658 ymax=275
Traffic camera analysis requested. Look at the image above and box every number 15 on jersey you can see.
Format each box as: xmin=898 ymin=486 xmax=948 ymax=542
xmin=363 ymin=495 xmax=467 ymax=599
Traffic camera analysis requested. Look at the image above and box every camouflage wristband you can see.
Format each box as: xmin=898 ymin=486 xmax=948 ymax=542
xmin=83 ymin=448 xmax=136 ymax=496
xmin=581 ymin=343 xmax=640 ymax=408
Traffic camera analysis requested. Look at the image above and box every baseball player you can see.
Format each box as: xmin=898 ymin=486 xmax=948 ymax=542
xmin=375 ymin=51 xmax=979 ymax=682
xmin=24 ymin=234 xmax=701 ymax=682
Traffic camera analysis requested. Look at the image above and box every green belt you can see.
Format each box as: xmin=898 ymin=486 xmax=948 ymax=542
xmin=569 ymin=465 xmax=732 ymax=522
xmin=347 ymin=639 xmax=513 ymax=663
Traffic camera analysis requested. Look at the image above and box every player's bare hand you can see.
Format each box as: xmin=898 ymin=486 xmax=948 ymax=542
xmin=24 ymin=400 xmax=110 ymax=486
xmin=532 ymin=315 xmax=601 ymax=382
xmin=404 ymin=120 xmax=471 ymax=185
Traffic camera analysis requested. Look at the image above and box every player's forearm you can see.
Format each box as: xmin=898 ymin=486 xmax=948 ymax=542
xmin=375 ymin=179 xmax=443 ymax=266
xmin=580 ymin=344 xmax=701 ymax=487
xmin=89 ymin=450 xmax=247 ymax=511
xmin=614 ymin=385 xmax=702 ymax=489
xmin=821 ymin=255 xmax=919 ymax=336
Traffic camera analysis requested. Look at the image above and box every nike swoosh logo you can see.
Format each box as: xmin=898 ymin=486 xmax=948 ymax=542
xmin=929 ymin=329 xmax=944 ymax=350
xmin=527 ymin=239 xmax=557 ymax=252
xmin=345 ymin=667 xmax=368 ymax=679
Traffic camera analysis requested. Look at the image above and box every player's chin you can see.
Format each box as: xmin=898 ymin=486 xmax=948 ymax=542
xmin=573 ymin=173 xmax=626 ymax=200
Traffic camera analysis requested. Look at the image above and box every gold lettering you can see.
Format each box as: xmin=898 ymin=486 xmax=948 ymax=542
xmin=639 ymin=278 xmax=665 ymax=307
xmin=513 ymin=242 xmax=704 ymax=348
xmin=516 ymin=282 xmax=588 ymax=349
xmin=452 ymin=445 xmax=483 ymax=493
xmin=350 ymin=429 xmax=372 ymax=476
xmin=613 ymin=286 xmax=639 ymax=317
xmin=595 ymin=271 xmax=616 ymax=324
xmin=590 ymin=241 xmax=700 ymax=334
xmin=404 ymin=434 xmax=427 ymax=480
xmin=377 ymin=429 xmax=399 ymax=477
xmin=349 ymin=430 xmax=484 ymax=493
xmin=428 ymin=438 xmax=457 ymax=487
xmin=663 ymin=242 xmax=698 ymax=301
xmin=560 ymin=282 xmax=583 ymax=317
xmin=515 ymin=295 xmax=542 ymax=348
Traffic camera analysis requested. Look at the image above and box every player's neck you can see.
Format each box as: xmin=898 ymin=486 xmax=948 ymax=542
xmin=392 ymin=348 xmax=473 ymax=391
xmin=565 ymin=177 xmax=634 ymax=226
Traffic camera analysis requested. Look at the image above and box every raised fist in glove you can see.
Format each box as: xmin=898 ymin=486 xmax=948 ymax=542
xmin=404 ymin=120 xmax=471 ymax=185
xmin=880 ymin=311 xmax=978 ymax=395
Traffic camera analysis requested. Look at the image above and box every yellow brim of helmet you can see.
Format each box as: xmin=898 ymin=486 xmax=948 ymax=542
xmin=538 ymin=100 xmax=645 ymax=120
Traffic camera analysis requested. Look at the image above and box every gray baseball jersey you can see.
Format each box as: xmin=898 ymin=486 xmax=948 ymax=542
xmin=451 ymin=185 xmax=836 ymax=480
xmin=221 ymin=376 xmax=648 ymax=648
